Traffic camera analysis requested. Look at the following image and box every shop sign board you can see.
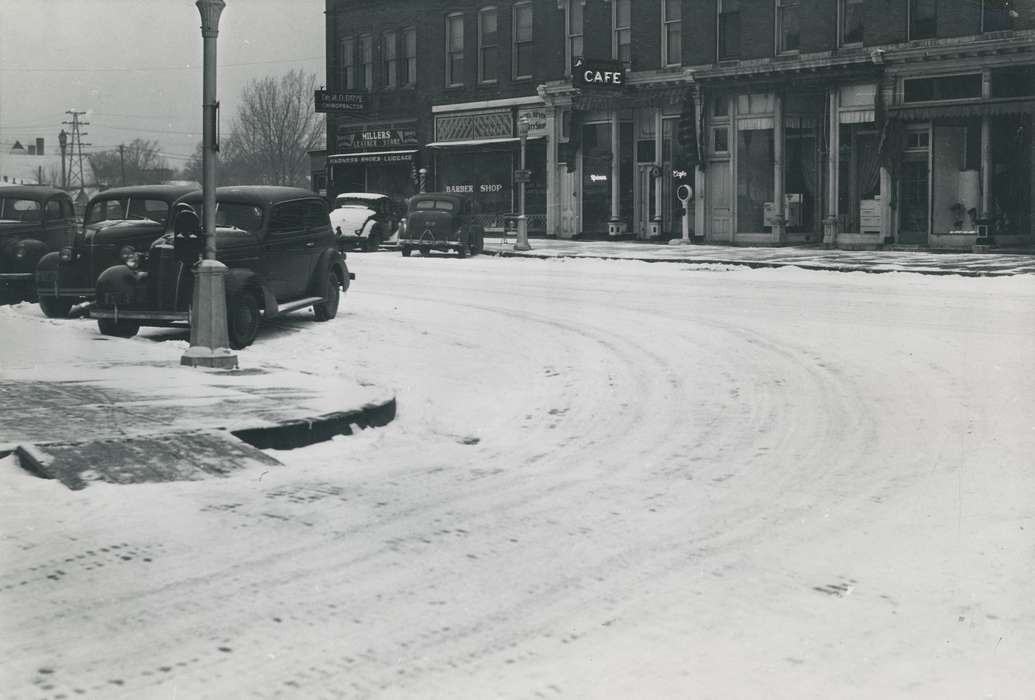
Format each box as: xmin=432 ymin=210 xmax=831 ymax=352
xmin=435 ymin=109 xmax=512 ymax=142
xmin=336 ymin=123 xmax=419 ymax=151
xmin=516 ymin=107 xmax=549 ymax=139
xmin=315 ymin=90 xmax=369 ymax=114
xmin=328 ymin=151 xmax=416 ymax=166
xmin=514 ymin=169 xmax=532 ymax=183
xmin=573 ymin=57 xmax=626 ymax=90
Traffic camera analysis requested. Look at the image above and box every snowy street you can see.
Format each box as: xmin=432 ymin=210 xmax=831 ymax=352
xmin=2 ymin=253 xmax=1035 ymax=698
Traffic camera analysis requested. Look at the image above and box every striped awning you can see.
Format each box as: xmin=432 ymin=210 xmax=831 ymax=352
xmin=888 ymin=97 xmax=1035 ymax=121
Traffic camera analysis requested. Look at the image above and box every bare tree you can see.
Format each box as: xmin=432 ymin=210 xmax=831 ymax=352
xmin=222 ymin=70 xmax=324 ymax=187
xmin=89 ymin=138 xmax=170 ymax=187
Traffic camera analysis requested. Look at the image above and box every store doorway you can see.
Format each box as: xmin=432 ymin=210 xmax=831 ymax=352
xmin=898 ymin=158 xmax=929 ymax=244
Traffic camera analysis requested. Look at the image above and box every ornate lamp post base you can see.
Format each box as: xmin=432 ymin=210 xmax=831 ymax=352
xmin=514 ymin=215 xmax=532 ymax=251
xmin=180 ymin=259 xmax=237 ymax=369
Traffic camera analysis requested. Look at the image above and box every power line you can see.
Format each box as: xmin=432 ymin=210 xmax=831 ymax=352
xmin=0 ymin=56 xmax=323 ymax=73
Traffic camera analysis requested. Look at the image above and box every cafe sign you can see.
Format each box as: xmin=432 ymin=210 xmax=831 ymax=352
xmin=573 ymin=57 xmax=626 ymax=90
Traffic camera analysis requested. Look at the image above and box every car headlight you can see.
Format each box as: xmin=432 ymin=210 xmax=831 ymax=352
xmin=119 ymin=245 xmax=136 ymax=263
xmin=13 ymin=242 xmax=28 ymax=260
xmin=60 ymin=246 xmax=75 ymax=262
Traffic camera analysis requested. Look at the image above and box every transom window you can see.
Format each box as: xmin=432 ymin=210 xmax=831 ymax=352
xmin=446 ymin=13 xmax=464 ymax=86
xmin=513 ymin=2 xmax=534 ymax=79
xmin=479 ymin=7 xmax=498 ymax=83
xmin=903 ymin=74 xmax=981 ymax=102
xmin=663 ymin=0 xmax=682 ymax=66
xmin=777 ymin=0 xmax=800 ymax=53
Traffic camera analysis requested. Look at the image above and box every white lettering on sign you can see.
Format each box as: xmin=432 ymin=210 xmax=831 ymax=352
xmin=589 ymin=174 xmax=608 ymax=182
xmin=584 ymin=70 xmax=623 ymax=86
xmin=445 ymin=185 xmax=474 ymax=193
xmin=672 ymin=169 xmax=688 ymax=179
xmin=480 ymin=184 xmax=503 ymax=192
xmin=362 ymin=130 xmax=392 ymax=140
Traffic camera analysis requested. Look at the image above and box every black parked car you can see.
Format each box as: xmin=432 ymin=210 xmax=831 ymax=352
xmin=35 ymin=184 xmax=197 ymax=318
xmin=92 ymin=186 xmax=352 ymax=349
xmin=0 ymin=186 xmax=77 ymax=303
xmin=398 ymin=193 xmax=485 ymax=258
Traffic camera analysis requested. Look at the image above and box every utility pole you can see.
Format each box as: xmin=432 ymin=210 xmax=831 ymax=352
xmin=61 ymin=110 xmax=90 ymax=191
xmin=58 ymin=129 xmax=68 ymax=189
xmin=119 ymin=143 xmax=126 ymax=185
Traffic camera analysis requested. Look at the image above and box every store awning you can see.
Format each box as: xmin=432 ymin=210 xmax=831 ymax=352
xmin=426 ymin=136 xmax=544 ymax=148
xmin=888 ymin=97 xmax=1035 ymax=121
xmin=327 ymin=149 xmax=418 ymax=165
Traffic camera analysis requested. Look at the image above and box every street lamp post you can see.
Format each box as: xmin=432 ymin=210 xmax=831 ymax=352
xmin=515 ymin=115 xmax=532 ymax=251
xmin=182 ymin=0 xmax=237 ymax=369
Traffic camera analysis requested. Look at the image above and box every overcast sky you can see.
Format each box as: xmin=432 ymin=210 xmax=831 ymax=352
xmin=0 ymin=0 xmax=325 ymax=173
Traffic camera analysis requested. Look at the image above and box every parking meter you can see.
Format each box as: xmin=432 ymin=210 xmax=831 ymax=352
xmin=676 ymin=184 xmax=693 ymax=243
xmin=173 ymin=204 xmax=205 ymax=264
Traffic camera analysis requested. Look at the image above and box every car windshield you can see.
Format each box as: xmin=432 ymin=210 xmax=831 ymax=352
xmin=0 ymin=197 xmax=43 ymax=223
xmin=87 ymin=197 xmax=173 ymax=225
xmin=413 ymin=199 xmax=455 ymax=211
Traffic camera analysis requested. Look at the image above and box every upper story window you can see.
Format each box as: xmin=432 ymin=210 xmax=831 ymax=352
xmin=513 ymin=2 xmax=534 ymax=79
xmin=479 ymin=7 xmax=498 ymax=83
xmin=340 ymin=37 xmax=355 ymax=89
xmin=718 ymin=0 xmax=740 ymax=60
xmin=383 ymin=31 xmax=398 ymax=89
xmin=358 ymin=34 xmax=373 ymax=89
xmin=402 ymin=27 xmax=417 ymax=86
xmin=776 ymin=0 xmax=800 ymax=53
xmin=909 ymin=0 xmax=937 ymax=40
xmin=840 ymin=0 xmax=864 ymax=45
xmin=566 ymin=0 xmax=584 ymax=76
xmin=446 ymin=13 xmax=464 ymax=86
xmin=983 ymin=0 xmax=1034 ymax=31
xmin=903 ymin=74 xmax=981 ymax=102
xmin=613 ymin=0 xmax=631 ymax=65
xmin=663 ymin=0 xmax=682 ymax=66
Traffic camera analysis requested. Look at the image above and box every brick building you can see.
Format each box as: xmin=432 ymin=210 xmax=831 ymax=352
xmin=324 ymin=0 xmax=1035 ymax=248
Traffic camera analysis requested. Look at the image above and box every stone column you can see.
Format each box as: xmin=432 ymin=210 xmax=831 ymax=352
xmin=823 ymin=87 xmax=840 ymax=247
xmin=651 ymin=110 xmax=664 ymax=239
xmin=608 ymin=109 xmax=625 ymax=236
xmin=981 ymin=116 xmax=991 ymax=218
xmin=545 ymin=102 xmax=560 ymax=238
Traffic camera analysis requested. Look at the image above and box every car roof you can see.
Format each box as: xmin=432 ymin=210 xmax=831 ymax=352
xmin=0 ymin=185 xmax=72 ymax=200
xmin=181 ymin=186 xmax=323 ymax=206
xmin=408 ymin=193 xmax=464 ymax=204
xmin=89 ymin=184 xmax=198 ymax=202
xmin=335 ymin=192 xmax=389 ymax=201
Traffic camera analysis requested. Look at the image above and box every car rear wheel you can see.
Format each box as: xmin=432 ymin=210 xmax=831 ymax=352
xmin=227 ymin=292 xmax=261 ymax=349
xmin=457 ymin=240 xmax=468 ymax=258
xmin=97 ymin=317 xmax=140 ymax=338
xmin=421 ymin=246 xmax=431 ymax=257
xmin=39 ymin=296 xmax=74 ymax=319
xmin=313 ymin=270 xmax=340 ymax=322
xmin=364 ymin=228 xmax=381 ymax=252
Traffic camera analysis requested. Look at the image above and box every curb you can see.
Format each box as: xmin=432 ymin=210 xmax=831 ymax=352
xmin=484 ymin=249 xmax=1027 ymax=278
xmin=231 ymin=396 xmax=397 ymax=450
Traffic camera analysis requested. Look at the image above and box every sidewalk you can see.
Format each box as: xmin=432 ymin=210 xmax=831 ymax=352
xmin=0 ymin=309 xmax=395 ymax=489
xmin=484 ymin=237 xmax=1035 ymax=276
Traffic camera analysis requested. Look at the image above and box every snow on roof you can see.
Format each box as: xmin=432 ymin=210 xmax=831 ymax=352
xmin=335 ymin=192 xmax=389 ymax=201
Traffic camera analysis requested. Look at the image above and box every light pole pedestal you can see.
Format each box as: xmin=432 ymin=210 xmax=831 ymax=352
xmin=181 ymin=259 xmax=237 ymax=369
xmin=515 ymin=215 xmax=531 ymax=251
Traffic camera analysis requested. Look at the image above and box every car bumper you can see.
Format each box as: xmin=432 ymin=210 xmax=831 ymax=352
xmin=36 ymin=270 xmax=93 ymax=298
xmin=0 ymin=272 xmax=33 ymax=289
xmin=91 ymin=307 xmax=188 ymax=323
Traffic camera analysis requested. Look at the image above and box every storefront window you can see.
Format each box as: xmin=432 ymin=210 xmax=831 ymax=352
xmin=736 ymin=128 xmax=774 ymax=232
xmin=990 ymin=115 xmax=1032 ymax=237
xmin=931 ymin=122 xmax=981 ymax=233
xmin=784 ymin=94 xmax=824 ymax=234
xmin=435 ymin=148 xmax=514 ymax=218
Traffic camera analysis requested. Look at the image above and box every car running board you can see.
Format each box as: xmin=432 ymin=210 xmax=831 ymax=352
xmin=277 ymin=296 xmax=324 ymax=314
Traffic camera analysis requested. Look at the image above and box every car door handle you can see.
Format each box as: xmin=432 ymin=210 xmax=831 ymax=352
xmin=305 ymin=241 xmax=315 ymax=248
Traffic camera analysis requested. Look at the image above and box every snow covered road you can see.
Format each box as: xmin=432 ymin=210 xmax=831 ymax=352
xmin=2 ymin=254 xmax=1034 ymax=698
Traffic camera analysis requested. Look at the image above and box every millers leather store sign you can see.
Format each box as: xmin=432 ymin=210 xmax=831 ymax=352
xmin=336 ymin=123 xmax=419 ymax=151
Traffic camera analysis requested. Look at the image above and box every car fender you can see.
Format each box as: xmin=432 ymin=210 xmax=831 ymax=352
xmin=95 ymin=264 xmax=141 ymax=306
xmin=309 ymin=248 xmax=349 ymax=295
xmin=36 ymin=250 xmax=61 ymax=275
xmin=3 ymin=237 xmax=46 ymax=272
xmin=224 ymin=267 xmax=274 ymax=316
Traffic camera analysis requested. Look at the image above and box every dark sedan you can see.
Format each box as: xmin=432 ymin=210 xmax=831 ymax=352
xmin=0 ymin=186 xmax=77 ymax=304
xmin=398 ymin=193 xmax=485 ymax=258
xmin=35 ymin=184 xmax=197 ymax=318
xmin=92 ymin=186 xmax=352 ymax=349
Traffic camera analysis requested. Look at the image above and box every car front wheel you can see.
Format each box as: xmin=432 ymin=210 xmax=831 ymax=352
xmin=39 ymin=296 xmax=74 ymax=319
xmin=227 ymin=292 xmax=261 ymax=349
xmin=401 ymin=246 xmax=412 ymax=257
xmin=97 ymin=317 xmax=140 ymax=338
xmin=313 ymin=270 xmax=340 ymax=322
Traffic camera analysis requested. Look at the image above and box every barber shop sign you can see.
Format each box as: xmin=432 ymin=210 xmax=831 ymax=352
xmin=573 ymin=57 xmax=626 ymax=90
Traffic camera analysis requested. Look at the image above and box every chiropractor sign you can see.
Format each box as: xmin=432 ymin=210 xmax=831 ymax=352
xmin=573 ymin=57 xmax=626 ymax=90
